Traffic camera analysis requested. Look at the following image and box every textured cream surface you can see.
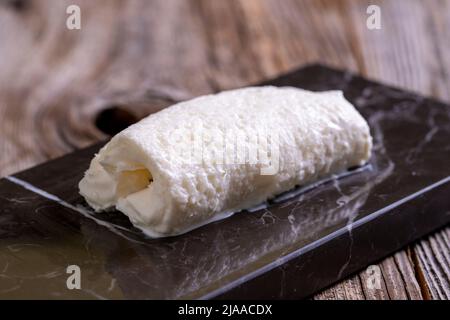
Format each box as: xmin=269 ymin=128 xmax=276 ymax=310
xmin=79 ymin=86 xmax=372 ymax=237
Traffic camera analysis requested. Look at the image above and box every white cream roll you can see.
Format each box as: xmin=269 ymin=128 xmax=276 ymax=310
xmin=79 ymin=86 xmax=372 ymax=237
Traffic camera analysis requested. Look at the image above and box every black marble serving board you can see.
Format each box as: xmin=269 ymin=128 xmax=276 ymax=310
xmin=0 ymin=64 xmax=449 ymax=299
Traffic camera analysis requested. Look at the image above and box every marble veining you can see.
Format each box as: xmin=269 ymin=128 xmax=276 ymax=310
xmin=0 ymin=65 xmax=449 ymax=299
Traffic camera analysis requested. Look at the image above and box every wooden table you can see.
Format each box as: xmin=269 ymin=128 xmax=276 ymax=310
xmin=0 ymin=0 xmax=448 ymax=300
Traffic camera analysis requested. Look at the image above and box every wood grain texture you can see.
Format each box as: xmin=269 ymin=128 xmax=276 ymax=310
xmin=0 ymin=0 xmax=448 ymax=299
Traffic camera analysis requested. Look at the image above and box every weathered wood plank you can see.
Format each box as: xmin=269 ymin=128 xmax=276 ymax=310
xmin=413 ymin=229 xmax=450 ymax=299
xmin=394 ymin=250 xmax=423 ymax=300
xmin=314 ymin=275 xmax=365 ymax=300
xmin=380 ymin=256 xmax=409 ymax=299
xmin=0 ymin=0 xmax=448 ymax=299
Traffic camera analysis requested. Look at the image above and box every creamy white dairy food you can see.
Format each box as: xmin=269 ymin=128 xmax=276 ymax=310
xmin=79 ymin=86 xmax=372 ymax=237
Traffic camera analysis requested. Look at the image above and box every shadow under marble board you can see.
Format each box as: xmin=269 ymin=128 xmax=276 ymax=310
xmin=0 ymin=64 xmax=449 ymax=299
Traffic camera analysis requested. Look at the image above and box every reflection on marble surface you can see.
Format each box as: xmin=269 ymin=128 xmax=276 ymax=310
xmin=0 ymin=65 xmax=449 ymax=299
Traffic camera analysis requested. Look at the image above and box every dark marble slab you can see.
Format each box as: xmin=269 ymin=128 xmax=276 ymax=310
xmin=0 ymin=64 xmax=449 ymax=299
